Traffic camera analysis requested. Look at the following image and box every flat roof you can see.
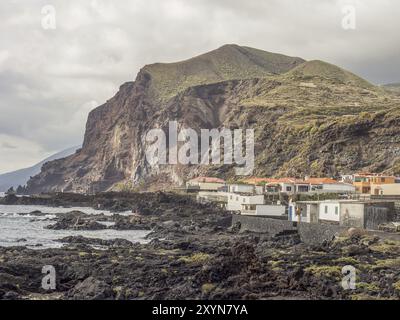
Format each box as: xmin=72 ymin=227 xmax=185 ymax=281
xmin=295 ymin=199 xmax=395 ymax=204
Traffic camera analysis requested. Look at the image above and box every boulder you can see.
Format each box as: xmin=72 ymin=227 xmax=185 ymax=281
xmin=68 ymin=277 xmax=114 ymax=300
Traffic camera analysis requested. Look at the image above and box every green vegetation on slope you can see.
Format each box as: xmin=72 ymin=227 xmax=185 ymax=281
xmin=284 ymin=60 xmax=375 ymax=90
xmin=382 ymin=83 xmax=400 ymax=95
xmin=142 ymin=44 xmax=305 ymax=102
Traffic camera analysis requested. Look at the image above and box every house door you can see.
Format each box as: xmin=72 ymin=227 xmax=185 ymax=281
xmin=310 ymin=205 xmax=318 ymax=223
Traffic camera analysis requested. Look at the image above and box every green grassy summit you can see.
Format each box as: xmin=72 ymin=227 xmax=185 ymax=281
xmin=142 ymin=44 xmax=305 ymax=102
xmin=285 ymin=60 xmax=375 ymax=89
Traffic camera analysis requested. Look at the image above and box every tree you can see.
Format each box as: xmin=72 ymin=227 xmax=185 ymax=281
xmin=5 ymin=186 xmax=15 ymax=195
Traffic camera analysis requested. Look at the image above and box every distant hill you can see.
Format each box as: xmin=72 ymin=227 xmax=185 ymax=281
xmin=382 ymin=83 xmax=400 ymax=95
xmin=0 ymin=146 xmax=79 ymax=191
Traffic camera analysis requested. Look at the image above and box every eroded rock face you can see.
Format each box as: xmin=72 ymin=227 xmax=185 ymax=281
xmin=25 ymin=45 xmax=400 ymax=193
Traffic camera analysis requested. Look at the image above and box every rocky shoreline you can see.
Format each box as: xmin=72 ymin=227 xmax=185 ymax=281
xmin=1 ymin=192 xmax=400 ymax=300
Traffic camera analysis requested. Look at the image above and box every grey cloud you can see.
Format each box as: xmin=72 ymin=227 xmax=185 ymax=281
xmin=1 ymin=142 xmax=17 ymax=150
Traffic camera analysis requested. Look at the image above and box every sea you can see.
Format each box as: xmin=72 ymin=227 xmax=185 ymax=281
xmin=0 ymin=194 xmax=150 ymax=249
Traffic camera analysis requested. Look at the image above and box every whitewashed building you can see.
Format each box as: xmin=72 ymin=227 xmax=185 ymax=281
xmin=244 ymin=204 xmax=286 ymax=217
xmin=289 ymin=200 xmax=395 ymax=229
xmin=306 ymin=178 xmax=355 ymax=193
xmin=226 ymin=193 xmax=264 ymax=211
xmin=228 ymin=184 xmax=255 ymax=194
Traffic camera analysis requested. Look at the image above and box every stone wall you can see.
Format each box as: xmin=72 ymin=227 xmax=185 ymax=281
xmin=232 ymin=214 xmax=296 ymax=236
xmin=297 ymin=223 xmax=347 ymax=246
xmin=232 ymin=214 xmax=347 ymax=245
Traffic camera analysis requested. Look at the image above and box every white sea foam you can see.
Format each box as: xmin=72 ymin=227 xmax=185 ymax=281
xmin=0 ymin=204 xmax=149 ymax=249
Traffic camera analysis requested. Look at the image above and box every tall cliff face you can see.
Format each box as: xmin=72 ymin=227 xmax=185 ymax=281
xmin=26 ymin=45 xmax=400 ymax=193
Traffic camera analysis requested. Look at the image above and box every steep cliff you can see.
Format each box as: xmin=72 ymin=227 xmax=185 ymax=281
xmin=26 ymin=45 xmax=400 ymax=193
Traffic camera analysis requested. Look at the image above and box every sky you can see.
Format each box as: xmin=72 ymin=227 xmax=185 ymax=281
xmin=0 ymin=0 xmax=399 ymax=174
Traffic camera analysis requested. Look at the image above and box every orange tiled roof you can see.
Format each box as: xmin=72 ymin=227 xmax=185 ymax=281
xmin=242 ymin=177 xmax=305 ymax=185
xmin=305 ymin=177 xmax=339 ymax=184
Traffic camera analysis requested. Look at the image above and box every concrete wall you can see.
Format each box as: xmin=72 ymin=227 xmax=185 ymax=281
xmin=198 ymin=182 xmax=225 ymax=191
xmin=228 ymin=184 xmax=254 ymax=194
xmin=371 ymin=184 xmax=400 ymax=196
xmin=340 ymin=203 xmax=364 ymax=228
xmin=321 ymin=183 xmax=355 ymax=193
xmin=297 ymin=223 xmax=347 ymax=246
xmin=255 ymin=205 xmax=286 ymax=216
xmin=231 ymin=215 xmax=346 ymax=245
xmin=364 ymin=206 xmax=390 ymax=230
xmin=186 ymin=181 xmax=225 ymax=191
xmin=232 ymin=215 xmax=296 ymax=236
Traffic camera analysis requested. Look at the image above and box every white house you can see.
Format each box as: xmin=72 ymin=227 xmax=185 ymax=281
xmin=248 ymin=204 xmax=286 ymax=217
xmin=289 ymin=200 xmax=395 ymax=229
xmin=254 ymin=185 xmax=264 ymax=195
xmin=289 ymin=200 xmax=351 ymax=224
xmin=321 ymin=183 xmax=355 ymax=193
xmin=226 ymin=193 xmax=264 ymax=211
xmin=228 ymin=184 xmax=255 ymax=194
xmin=318 ymin=201 xmax=340 ymax=222
xmin=289 ymin=201 xmax=318 ymax=223
xmin=264 ymin=178 xmax=310 ymax=194
xmin=306 ymin=178 xmax=355 ymax=193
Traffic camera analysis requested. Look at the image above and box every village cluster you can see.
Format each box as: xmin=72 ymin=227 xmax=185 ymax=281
xmin=186 ymin=173 xmax=400 ymax=232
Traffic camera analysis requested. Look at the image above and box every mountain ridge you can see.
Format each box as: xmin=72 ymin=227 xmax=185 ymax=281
xmin=25 ymin=45 xmax=400 ymax=193
xmin=0 ymin=146 xmax=79 ymax=191
xmin=141 ymin=44 xmax=305 ymax=102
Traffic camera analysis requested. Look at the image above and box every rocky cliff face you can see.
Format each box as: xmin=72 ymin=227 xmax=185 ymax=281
xmin=26 ymin=45 xmax=400 ymax=193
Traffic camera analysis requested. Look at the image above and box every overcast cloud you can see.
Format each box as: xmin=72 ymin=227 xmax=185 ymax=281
xmin=0 ymin=0 xmax=399 ymax=173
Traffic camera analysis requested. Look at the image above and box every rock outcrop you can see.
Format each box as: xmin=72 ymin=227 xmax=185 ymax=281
xmin=25 ymin=45 xmax=400 ymax=193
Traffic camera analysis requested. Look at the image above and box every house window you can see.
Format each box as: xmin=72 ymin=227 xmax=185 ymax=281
xmin=335 ymin=206 xmax=339 ymax=215
xmin=325 ymin=206 xmax=328 ymax=214
xmin=243 ymin=198 xmax=246 ymax=203
xmin=381 ymin=178 xmax=385 ymax=183
xmin=286 ymin=186 xmax=292 ymax=192
xmin=230 ymin=195 xmax=233 ymax=200
xmin=236 ymin=196 xmax=239 ymax=201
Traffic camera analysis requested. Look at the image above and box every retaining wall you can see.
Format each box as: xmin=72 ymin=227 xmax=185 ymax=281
xmin=232 ymin=214 xmax=347 ymax=245
xmin=232 ymin=214 xmax=296 ymax=235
